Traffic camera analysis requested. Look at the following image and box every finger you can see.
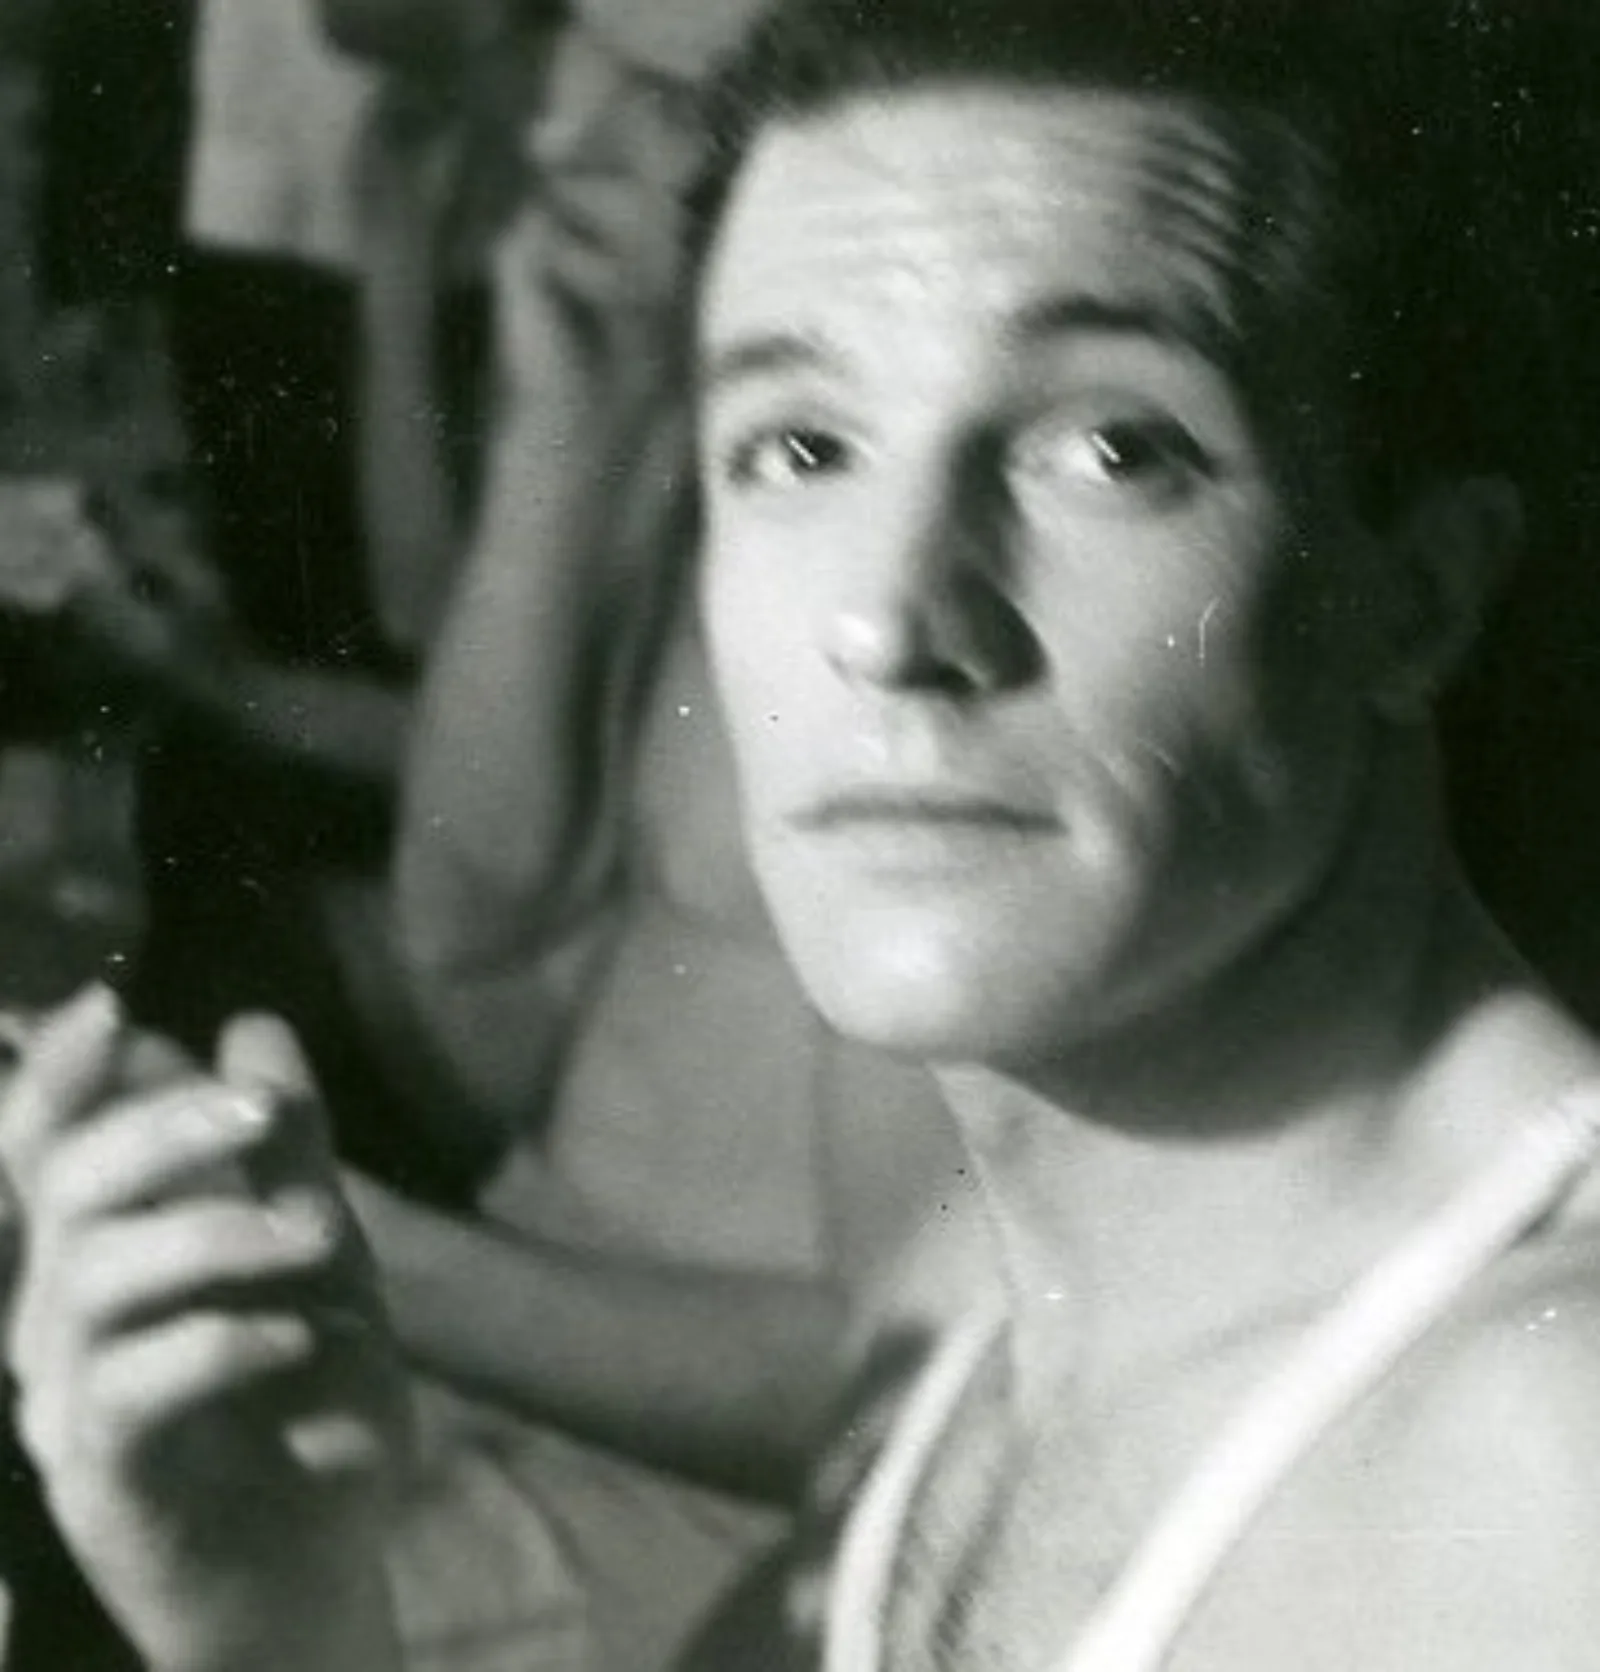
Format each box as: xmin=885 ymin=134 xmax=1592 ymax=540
xmin=17 ymin=1309 xmax=320 ymax=1473
xmin=3 ymin=1011 xmax=201 ymax=1106
xmin=282 ymin=1304 xmax=409 ymax=1483
xmin=14 ymin=1193 xmax=340 ymax=1373
xmin=33 ymin=1083 xmax=273 ymax=1228
xmin=1 ymin=985 xmax=126 ymax=1198
xmin=212 ymin=1019 xmax=395 ymax=1405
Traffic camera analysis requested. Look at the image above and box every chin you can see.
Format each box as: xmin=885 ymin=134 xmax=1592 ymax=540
xmin=777 ymin=916 xmax=1079 ymax=1068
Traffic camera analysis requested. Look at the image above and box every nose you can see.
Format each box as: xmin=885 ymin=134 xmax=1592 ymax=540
xmin=824 ymin=474 xmax=1042 ymax=697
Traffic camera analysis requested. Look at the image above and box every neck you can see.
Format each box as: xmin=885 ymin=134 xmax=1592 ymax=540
xmin=937 ymin=736 xmax=1556 ymax=1380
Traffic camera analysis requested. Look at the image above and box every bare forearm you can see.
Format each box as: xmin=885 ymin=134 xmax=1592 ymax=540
xmin=383 ymin=1206 xmax=848 ymax=1501
xmin=384 ymin=355 xmax=652 ymax=1114
xmin=396 ymin=266 xmax=689 ymax=973
xmin=397 ymin=411 xmax=627 ymax=950
xmin=181 ymin=659 xmax=411 ymax=789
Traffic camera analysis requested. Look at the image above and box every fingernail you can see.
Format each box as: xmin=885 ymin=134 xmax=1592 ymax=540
xmin=218 ymin=1091 xmax=272 ymax=1134
xmin=285 ymin=1413 xmax=385 ymax=1477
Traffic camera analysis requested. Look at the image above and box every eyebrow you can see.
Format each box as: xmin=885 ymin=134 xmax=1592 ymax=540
xmin=698 ymin=291 xmax=1236 ymax=400
xmin=698 ymin=333 xmax=835 ymax=400
xmin=1005 ymin=292 xmax=1237 ymax=367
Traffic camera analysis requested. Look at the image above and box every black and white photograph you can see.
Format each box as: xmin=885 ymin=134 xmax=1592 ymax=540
xmin=1 ymin=3 xmax=1600 ymax=1668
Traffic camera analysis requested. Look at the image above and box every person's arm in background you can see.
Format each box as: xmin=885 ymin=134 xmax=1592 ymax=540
xmin=6 ymin=447 xmax=411 ymax=794
xmin=344 ymin=1168 xmax=848 ymax=1502
xmin=392 ymin=190 xmax=693 ymax=1122
xmin=345 ymin=0 xmax=548 ymax=661
xmin=64 ymin=561 xmax=413 ymax=792
xmin=166 ymin=657 xmax=412 ymax=788
xmin=342 ymin=1033 xmax=972 ymax=1504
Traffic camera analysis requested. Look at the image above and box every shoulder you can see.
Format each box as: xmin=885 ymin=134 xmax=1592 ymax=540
xmin=1336 ymin=974 xmax=1600 ymax=1547
xmin=1328 ymin=1221 xmax=1600 ymax=1606
xmin=1393 ymin=980 xmax=1600 ymax=1451
xmin=1416 ymin=1212 xmax=1600 ymax=1447
xmin=1215 ymin=1225 xmax=1600 ymax=1668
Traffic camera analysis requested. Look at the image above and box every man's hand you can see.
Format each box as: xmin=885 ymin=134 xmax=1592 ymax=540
xmin=0 ymin=989 xmax=405 ymax=1672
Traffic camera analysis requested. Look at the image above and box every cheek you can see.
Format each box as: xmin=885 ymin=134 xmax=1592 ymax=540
xmin=1047 ymin=561 xmax=1361 ymax=874
xmin=1146 ymin=602 xmax=1371 ymax=886
xmin=1238 ymin=547 xmax=1381 ymax=768
xmin=1060 ymin=506 xmax=1351 ymax=744
xmin=1024 ymin=539 xmax=1260 ymax=756
xmin=701 ymin=539 xmax=798 ymax=777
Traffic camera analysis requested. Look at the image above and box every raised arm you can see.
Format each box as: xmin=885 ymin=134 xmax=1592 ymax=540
xmin=392 ymin=201 xmax=694 ymax=1123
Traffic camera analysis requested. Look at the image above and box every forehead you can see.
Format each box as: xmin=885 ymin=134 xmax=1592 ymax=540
xmin=700 ymin=87 xmax=1322 ymax=378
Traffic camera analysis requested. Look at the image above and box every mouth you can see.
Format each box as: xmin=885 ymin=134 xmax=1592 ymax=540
xmin=783 ymin=790 xmax=1064 ymax=880
xmin=791 ymin=789 xmax=1061 ymax=835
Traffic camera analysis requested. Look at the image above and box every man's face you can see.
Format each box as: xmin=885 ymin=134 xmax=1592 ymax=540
xmin=697 ymin=88 xmax=1389 ymax=1071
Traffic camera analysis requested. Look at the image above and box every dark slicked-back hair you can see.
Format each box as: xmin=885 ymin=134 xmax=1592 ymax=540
xmin=691 ymin=0 xmax=1576 ymax=521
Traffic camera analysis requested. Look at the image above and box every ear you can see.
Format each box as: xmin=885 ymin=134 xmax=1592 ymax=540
xmin=1367 ymin=476 xmax=1522 ymax=723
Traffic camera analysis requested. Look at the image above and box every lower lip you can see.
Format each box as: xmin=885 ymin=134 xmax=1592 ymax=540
xmin=797 ymin=815 xmax=1061 ymax=878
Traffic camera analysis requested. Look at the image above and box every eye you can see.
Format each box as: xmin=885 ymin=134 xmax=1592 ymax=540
xmin=1012 ymin=415 xmax=1214 ymax=511
xmin=721 ymin=426 xmax=854 ymax=492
